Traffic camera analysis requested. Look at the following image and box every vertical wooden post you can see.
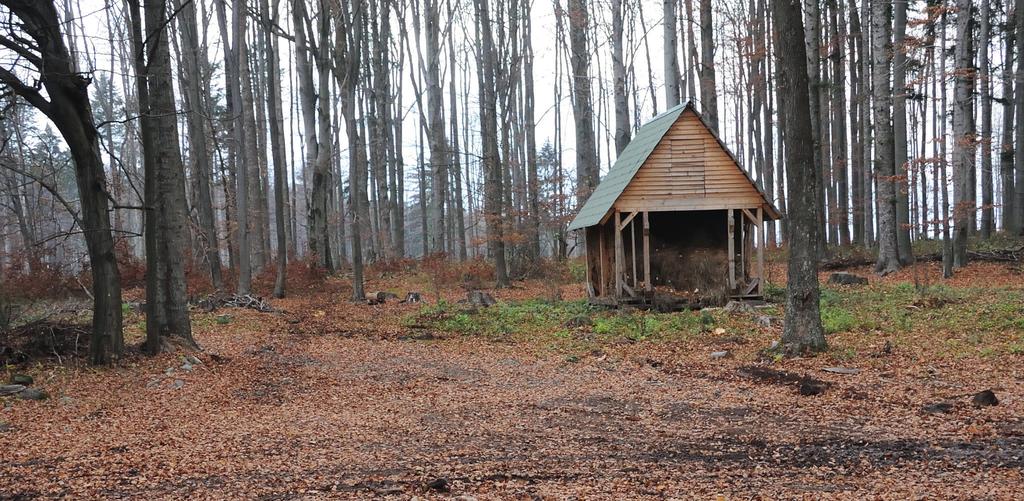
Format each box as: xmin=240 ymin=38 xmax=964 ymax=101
xmin=630 ymin=219 xmax=637 ymax=288
xmin=739 ymin=216 xmax=747 ymax=280
xmin=598 ymin=225 xmax=606 ymax=296
xmin=757 ymin=207 xmax=765 ymax=295
xmin=614 ymin=211 xmax=624 ymax=298
xmin=727 ymin=209 xmax=736 ymax=291
xmin=643 ymin=211 xmax=652 ymax=293
xmin=584 ymin=228 xmax=593 ymax=296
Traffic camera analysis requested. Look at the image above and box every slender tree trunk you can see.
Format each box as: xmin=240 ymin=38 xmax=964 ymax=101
xmin=892 ymin=0 xmax=912 ymax=260
xmin=979 ymin=0 xmax=994 ymax=239
xmin=260 ymin=0 xmax=288 ymax=297
xmin=1015 ymin=0 xmax=1024 ymax=234
xmin=522 ymin=1 xmax=540 ymax=260
xmin=176 ymin=0 xmax=223 ymax=290
xmin=1001 ymin=5 xmax=1016 ymax=233
xmin=476 ymin=0 xmax=509 ymax=286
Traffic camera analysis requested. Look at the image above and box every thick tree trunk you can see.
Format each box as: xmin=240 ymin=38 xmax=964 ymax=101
xmin=568 ymin=0 xmax=600 ymax=204
xmin=664 ymin=0 xmax=681 ymax=107
xmin=699 ymin=0 xmax=719 ymax=131
xmin=134 ymin=0 xmax=194 ymax=351
xmin=871 ymin=0 xmax=900 ymax=275
xmin=310 ymin=0 xmax=334 ymax=271
xmin=424 ymin=0 xmax=448 ymax=255
xmin=0 ymin=1 xmax=123 ymax=363
xmin=952 ymin=0 xmax=975 ymax=267
xmin=232 ymin=0 xmax=253 ymax=293
xmin=612 ymin=0 xmax=631 ymax=155
xmin=773 ymin=0 xmax=825 ymax=354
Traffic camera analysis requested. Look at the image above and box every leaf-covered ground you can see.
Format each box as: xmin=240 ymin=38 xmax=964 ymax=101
xmin=1 ymin=260 xmax=1023 ymax=499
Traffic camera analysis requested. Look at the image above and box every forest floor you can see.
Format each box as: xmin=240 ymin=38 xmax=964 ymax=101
xmin=1 ymin=257 xmax=1023 ymax=499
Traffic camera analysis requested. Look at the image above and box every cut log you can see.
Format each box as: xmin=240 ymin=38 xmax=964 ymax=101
xmin=827 ymin=272 xmax=869 ymax=286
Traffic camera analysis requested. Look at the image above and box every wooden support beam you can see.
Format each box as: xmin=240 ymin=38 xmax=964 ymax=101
xmin=757 ymin=207 xmax=765 ymax=295
xmin=584 ymin=228 xmax=593 ymax=297
xmin=618 ymin=210 xmax=639 ymax=231
xmin=727 ymin=209 xmax=736 ymax=290
xmin=643 ymin=211 xmax=652 ymax=293
xmin=615 ymin=211 xmax=624 ymax=298
xmin=598 ymin=225 xmax=606 ymax=296
xmin=742 ymin=208 xmax=758 ymax=224
xmin=630 ymin=218 xmax=637 ymax=289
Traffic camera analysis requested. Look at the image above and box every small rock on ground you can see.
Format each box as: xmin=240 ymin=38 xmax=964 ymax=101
xmin=724 ymin=301 xmax=755 ymax=314
xmin=799 ymin=380 xmax=827 ymax=396
xmin=922 ymin=402 xmax=953 ymax=414
xmin=972 ymin=389 xmax=999 ymax=407
xmin=425 ymin=478 xmax=450 ymax=492
xmin=710 ymin=351 xmax=731 ymax=359
xmin=18 ymin=388 xmax=48 ymax=401
xmin=10 ymin=374 xmax=33 ymax=386
xmin=0 ymin=384 xmax=26 ymax=396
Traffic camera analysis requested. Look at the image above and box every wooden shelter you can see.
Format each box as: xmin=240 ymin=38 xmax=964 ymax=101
xmin=568 ymin=102 xmax=780 ymax=304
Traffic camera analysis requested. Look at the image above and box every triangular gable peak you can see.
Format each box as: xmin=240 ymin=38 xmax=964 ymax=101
xmin=615 ymin=106 xmax=778 ymax=217
xmin=568 ymin=102 xmax=779 ymax=231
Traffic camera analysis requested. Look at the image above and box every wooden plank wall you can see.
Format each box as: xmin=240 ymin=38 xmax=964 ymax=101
xmin=615 ymin=110 xmax=765 ymax=212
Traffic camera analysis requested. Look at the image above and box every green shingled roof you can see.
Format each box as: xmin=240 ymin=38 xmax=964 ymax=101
xmin=567 ymin=103 xmax=687 ymax=231
xmin=568 ymin=102 xmax=780 ymax=230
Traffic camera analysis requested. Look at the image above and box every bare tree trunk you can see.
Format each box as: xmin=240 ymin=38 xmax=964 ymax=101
xmin=861 ymin=0 xmax=874 ymax=245
xmin=612 ymin=0 xmax=631 ymax=155
xmin=664 ymin=0 xmax=681 ymax=107
xmin=1015 ymin=0 xmax=1024 ymax=234
xmin=952 ymin=0 xmax=975 ymax=267
xmin=231 ymin=0 xmax=253 ymax=293
xmin=871 ymin=0 xmax=900 ymax=275
xmin=892 ymin=0 xmax=912 ymax=260
xmin=1001 ymin=5 xmax=1016 ymax=233
xmin=848 ymin=0 xmax=864 ymax=245
xmin=522 ymin=0 xmax=540 ymax=260
xmin=335 ymin=0 xmax=365 ymax=298
xmin=979 ymin=0 xmax=994 ymax=239
xmin=0 ymin=0 xmax=124 ymax=364
xmin=832 ymin=0 xmax=850 ymax=246
xmin=176 ymin=0 xmax=223 ymax=290
xmin=568 ymin=0 xmax=600 ymax=205
xmin=133 ymin=0 xmax=194 ymax=351
xmin=258 ymin=0 xmax=288 ymax=297
xmin=773 ymin=0 xmax=825 ymax=354
xmin=424 ymin=0 xmax=448 ymax=254
xmin=475 ymin=0 xmax=509 ymax=286
xmin=699 ymin=0 xmax=719 ymax=131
